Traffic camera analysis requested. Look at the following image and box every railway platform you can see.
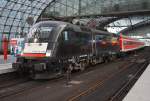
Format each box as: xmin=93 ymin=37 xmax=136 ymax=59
xmin=0 ymin=63 xmax=15 ymax=74
xmin=123 ymin=64 xmax=150 ymax=101
xmin=0 ymin=55 xmax=16 ymax=74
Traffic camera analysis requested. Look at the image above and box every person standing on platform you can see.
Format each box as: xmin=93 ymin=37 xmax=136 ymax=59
xmin=2 ymin=36 xmax=8 ymax=63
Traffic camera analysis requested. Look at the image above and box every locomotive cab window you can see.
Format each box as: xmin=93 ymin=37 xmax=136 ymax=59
xmin=27 ymin=23 xmax=56 ymax=43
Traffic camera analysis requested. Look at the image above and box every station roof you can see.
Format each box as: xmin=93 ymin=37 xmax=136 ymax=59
xmin=0 ymin=0 xmax=150 ymax=40
xmin=0 ymin=0 xmax=57 ymax=38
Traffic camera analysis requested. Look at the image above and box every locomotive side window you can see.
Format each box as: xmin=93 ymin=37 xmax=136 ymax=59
xmin=62 ymin=31 xmax=90 ymax=44
xmin=123 ymin=41 xmax=134 ymax=45
xmin=95 ymin=34 xmax=111 ymax=42
xmin=61 ymin=30 xmax=77 ymax=42
xmin=76 ymin=32 xmax=91 ymax=44
xmin=95 ymin=35 xmax=105 ymax=41
xmin=64 ymin=31 xmax=68 ymax=41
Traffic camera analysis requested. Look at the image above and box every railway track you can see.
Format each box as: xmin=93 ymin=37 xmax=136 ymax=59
xmin=108 ymin=48 xmax=150 ymax=101
xmin=67 ymin=62 xmax=141 ymax=101
xmin=67 ymin=48 xmax=150 ymax=101
xmin=108 ymin=61 xmax=149 ymax=101
xmin=0 ymin=61 xmax=127 ymax=99
xmin=0 ymin=47 xmax=149 ymax=100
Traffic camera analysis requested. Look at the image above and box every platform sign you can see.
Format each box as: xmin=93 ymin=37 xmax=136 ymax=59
xmin=10 ymin=40 xmax=17 ymax=46
xmin=10 ymin=38 xmax=24 ymax=56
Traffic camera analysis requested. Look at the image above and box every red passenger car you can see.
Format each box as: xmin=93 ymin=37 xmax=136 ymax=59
xmin=119 ymin=34 xmax=145 ymax=52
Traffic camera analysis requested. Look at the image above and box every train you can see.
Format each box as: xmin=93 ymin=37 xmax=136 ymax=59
xmin=12 ymin=21 xmax=145 ymax=79
xmin=120 ymin=34 xmax=145 ymax=52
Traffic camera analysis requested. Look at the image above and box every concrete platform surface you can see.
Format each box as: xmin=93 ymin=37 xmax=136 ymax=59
xmin=0 ymin=63 xmax=15 ymax=74
xmin=123 ymin=64 xmax=150 ymax=101
xmin=0 ymin=55 xmax=16 ymax=64
xmin=0 ymin=55 xmax=16 ymax=74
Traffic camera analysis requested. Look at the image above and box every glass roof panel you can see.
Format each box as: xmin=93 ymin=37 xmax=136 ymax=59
xmin=0 ymin=0 xmax=7 ymax=7
xmin=11 ymin=26 xmax=18 ymax=33
xmin=0 ymin=0 xmax=149 ymax=41
xmin=4 ymin=26 xmax=11 ymax=32
xmin=13 ymin=3 xmax=22 ymax=10
xmin=6 ymin=18 xmax=14 ymax=26
xmin=9 ymin=10 xmax=17 ymax=18
xmin=1 ymin=9 xmax=10 ymax=17
xmin=0 ymin=0 xmax=54 ymax=35
xmin=0 ymin=17 xmax=7 ymax=25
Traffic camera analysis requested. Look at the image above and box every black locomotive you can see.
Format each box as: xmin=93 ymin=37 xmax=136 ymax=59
xmin=13 ymin=21 xmax=121 ymax=79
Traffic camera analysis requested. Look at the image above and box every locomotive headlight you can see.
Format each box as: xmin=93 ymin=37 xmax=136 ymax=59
xmin=46 ymin=50 xmax=51 ymax=57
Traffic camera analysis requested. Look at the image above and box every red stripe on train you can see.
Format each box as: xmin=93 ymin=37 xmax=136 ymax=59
xmin=21 ymin=53 xmax=46 ymax=57
xmin=124 ymin=45 xmax=143 ymax=49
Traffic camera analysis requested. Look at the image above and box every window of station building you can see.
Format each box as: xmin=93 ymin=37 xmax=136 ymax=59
xmin=26 ymin=7 xmax=32 ymax=14
xmin=0 ymin=0 xmax=7 ymax=7
xmin=2 ymin=9 xmax=10 ymax=17
xmin=0 ymin=7 xmax=2 ymax=11
xmin=0 ymin=17 xmax=7 ymax=25
xmin=23 ymin=13 xmax=30 ymax=20
xmin=4 ymin=26 xmax=11 ymax=32
xmin=16 ymin=12 xmax=23 ymax=20
xmin=32 ymin=8 xmax=38 ymax=15
xmin=11 ymin=26 xmax=18 ymax=33
xmin=36 ymin=2 xmax=43 ymax=8
xmin=20 ymin=5 xmax=28 ymax=12
xmin=13 ymin=21 xmax=20 ymax=27
xmin=6 ymin=18 xmax=14 ymax=26
xmin=13 ymin=3 xmax=21 ymax=10
xmin=7 ymin=2 xmax=15 ymax=10
xmin=0 ymin=26 xmax=4 ymax=33
xmin=23 ymin=27 xmax=29 ymax=33
xmin=9 ymin=10 xmax=18 ymax=18
xmin=24 ymin=0 xmax=31 ymax=5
